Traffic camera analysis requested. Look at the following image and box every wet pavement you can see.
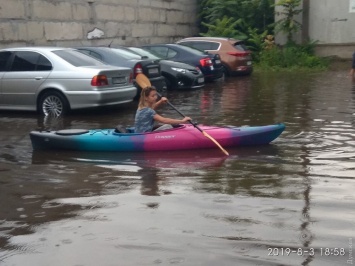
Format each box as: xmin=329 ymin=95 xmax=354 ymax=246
xmin=0 ymin=63 xmax=354 ymax=266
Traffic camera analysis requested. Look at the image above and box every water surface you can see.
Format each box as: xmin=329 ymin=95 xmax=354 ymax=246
xmin=0 ymin=66 xmax=354 ymax=266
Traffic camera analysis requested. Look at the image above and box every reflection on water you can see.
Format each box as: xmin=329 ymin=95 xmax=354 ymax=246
xmin=0 ymin=68 xmax=354 ymax=266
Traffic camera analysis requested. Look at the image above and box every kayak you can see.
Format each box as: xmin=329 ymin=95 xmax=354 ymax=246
xmin=30 ymin=123 xmax=285 ymax=152
xmin=29 ymin=123 xmax=285 ymax=152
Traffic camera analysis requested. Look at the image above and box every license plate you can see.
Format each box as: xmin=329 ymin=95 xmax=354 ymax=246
xmin=215 ymin=59 xmax=221 ymax=64
xmin=247 ymin=61 xmax=252 ymax=66
xmin=112 ymin=77 xmax=126 ymax=84
xmin=148 ymin=68 xmax=159 ymax=74
xmin=198 ymin=77 xmax=204 ymax=83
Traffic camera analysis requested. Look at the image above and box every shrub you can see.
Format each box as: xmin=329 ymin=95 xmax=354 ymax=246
xmin=256 ymin=44 xmax=329 ymax=71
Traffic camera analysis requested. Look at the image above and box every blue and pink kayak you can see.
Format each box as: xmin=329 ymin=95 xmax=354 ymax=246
xmin=29 ymin=123 xmax=285 ymax=152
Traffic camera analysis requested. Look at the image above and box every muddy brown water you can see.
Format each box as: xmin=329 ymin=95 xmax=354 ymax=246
xmin=0 ymin=65 xmax=354 ymax=265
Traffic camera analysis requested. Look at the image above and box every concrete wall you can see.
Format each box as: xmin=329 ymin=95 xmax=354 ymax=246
xmin=0 ymin=0 xmax=199 ymax=49
xmin=275 ymin=0 xmax=355 ymax=58
xmin=309 ymin=0 xmax=355 ymax=58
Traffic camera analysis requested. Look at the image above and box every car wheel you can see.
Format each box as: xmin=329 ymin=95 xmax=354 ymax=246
xmin=39 ymin=91 xmax=69 ymax=117
xmin=164 ymin=77 xmax=173 ymax=90
xmin=222 ymin=65 xmax=230 ymax=77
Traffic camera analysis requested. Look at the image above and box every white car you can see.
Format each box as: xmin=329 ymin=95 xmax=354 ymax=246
xmin=0 ymin=47 xmax=137 ymax=116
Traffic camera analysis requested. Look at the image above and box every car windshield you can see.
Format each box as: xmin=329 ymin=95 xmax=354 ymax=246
xmin=110 ymin=48 xmax=142 ymax=60
xmin=128 ymin=47 xmax=161 ymax=60
xmin=53 ymin=49 xmax=105 ymax=66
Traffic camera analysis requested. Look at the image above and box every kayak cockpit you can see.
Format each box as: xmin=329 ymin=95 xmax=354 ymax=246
xmin=113 ymin=124 xmax=186 ymax=134
xmin=56 ymin=129 xmax=90 ymax=135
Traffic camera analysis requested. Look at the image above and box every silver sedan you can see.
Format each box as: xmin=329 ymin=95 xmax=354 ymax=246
xmin=0 ymin=47 xmax=137 ymax=116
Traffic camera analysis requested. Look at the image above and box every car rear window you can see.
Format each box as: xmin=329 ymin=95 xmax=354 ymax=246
xmin=53 ymin=49 xmax=105 ymax=67
xmin=111 ymin=48 xmax=142 ymax=60
xmin=233 ymin=41 xmax=249 ymax=51
xmin=175 ymin=44 xmax=207 ymax=55
xmin=128 ymin=47 xmax=161 ymax=60
xmin=181 ymin=41 xmax=220 ymax=51
xmin=143 ymin=46 xmax=178 ymax=59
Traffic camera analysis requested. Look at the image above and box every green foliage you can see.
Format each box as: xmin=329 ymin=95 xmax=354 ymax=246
xmin=290 ymin=39 xmax=318 ymax=54
xmin=198 ymin=0 xmax=275 ymax=37
xmin=197 ymin=0 xmax=276 ymax=59
xmin=245 ymin=28 xmax=268 ymax=61
xmin=256 ymin=43 xmax=329 ymax=71
xmin=274 ymin=0 xmax=303 ymax=43
xmin=200 ymin=16 xmax=247 ymax=40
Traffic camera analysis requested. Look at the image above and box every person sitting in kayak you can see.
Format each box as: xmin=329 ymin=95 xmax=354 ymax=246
xmin=134 ymin=86 xmax=191 ymax=133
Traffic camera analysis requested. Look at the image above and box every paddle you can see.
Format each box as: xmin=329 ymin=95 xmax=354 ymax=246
xmin=135 ymin=74 xmax=229 ymax=156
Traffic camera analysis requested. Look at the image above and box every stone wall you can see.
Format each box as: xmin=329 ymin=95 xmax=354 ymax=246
xmin=0 ymin=0 xmax=199 ymax=49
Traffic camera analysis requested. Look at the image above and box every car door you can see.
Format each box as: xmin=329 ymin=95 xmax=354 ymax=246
xmin=1 ymin=51 xmax=52 ymax=109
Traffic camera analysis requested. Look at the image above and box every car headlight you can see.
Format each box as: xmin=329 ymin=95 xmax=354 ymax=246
xmin=172 ymin=67 xmax=187 ymax=73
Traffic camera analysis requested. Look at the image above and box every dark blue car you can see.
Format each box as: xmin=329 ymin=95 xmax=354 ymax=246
xmin=141 ymin=44 xmax=224 ymax=81
xmin=122 ymin=46 xmax=205 ymax=90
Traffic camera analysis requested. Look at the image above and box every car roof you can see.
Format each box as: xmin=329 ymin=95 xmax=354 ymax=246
xmin=75 ymin=46 xmax=114 ymax=52
xmin=143 ymin=43 xmax=179 ymax=47
xmin=78 ymin=46 xmax=111 ymax=49
xmin=77 ymin=46 xmax=140 ymax=55
xmin=143 ymin=43 xmax=206 ymax=53
xmin=0 ymin=46 xmax=71 ymax=52
xmin=179 ymin=37 xmax=241 ymax=42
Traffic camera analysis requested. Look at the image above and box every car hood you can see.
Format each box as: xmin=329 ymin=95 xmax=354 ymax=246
xmin=160 ymin=60 xmax=196 ymax=70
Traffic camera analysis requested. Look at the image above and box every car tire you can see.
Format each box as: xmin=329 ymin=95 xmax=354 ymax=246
xmin=164 ymin=77 xmax=173 ymax=90
xmin=222 ymin=65 xmax=230 ymax=77
xmin=38 ymin=91 xmax=69 ymax=117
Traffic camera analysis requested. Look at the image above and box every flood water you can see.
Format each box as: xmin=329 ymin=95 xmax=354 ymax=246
xmin=0 ymin=64 xmax=354 ymax=266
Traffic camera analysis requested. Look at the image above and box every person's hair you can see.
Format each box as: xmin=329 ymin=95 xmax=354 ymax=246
xmin=138 ymin=86 xmax=157 ymax=109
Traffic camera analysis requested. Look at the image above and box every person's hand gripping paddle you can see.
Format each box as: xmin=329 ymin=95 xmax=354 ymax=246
xmin=136 ymin=74 xmax=229 ymax=156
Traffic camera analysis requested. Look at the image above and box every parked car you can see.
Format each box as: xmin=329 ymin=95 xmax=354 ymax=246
xmin=75 ymin=47 xmax=166 ymax=92
xmin=141 ymin=44 xmax=223 ymax=81
xmin=121 ymin=46 xmax=205 ymax=90
xmin=176 ymin=37 xmax=253 ymax=76
xmin=0 ymin=47 xmax=136 ymax=116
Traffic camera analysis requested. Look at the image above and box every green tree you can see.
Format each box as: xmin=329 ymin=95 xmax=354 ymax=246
xmin=198 ymin=0 xmax=274 ymax=38
xmin=201 ymin=16 xmax=247 ymax=40
xmin=274 ymin=0 xmax=303 ymax=43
